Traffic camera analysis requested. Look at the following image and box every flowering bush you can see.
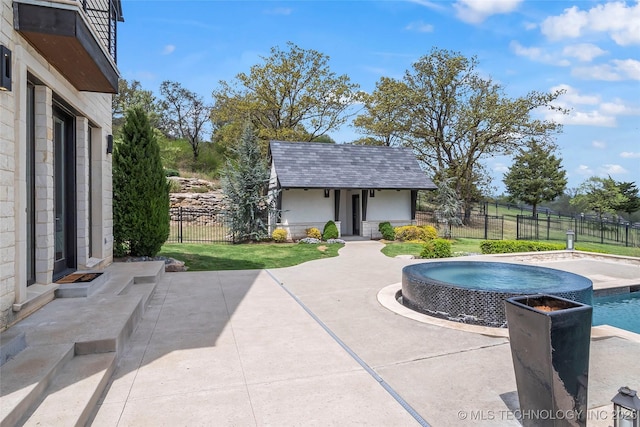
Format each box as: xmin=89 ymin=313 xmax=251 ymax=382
xmin=306 ymin=227 xmax=322 ymax=239
xmin=272 ymin=229 xmax=288 ymax=243
xmin=298 ymin=237 xmax=321 ymax=244
xmin=326 ymin=238 xmax=346 ymax=244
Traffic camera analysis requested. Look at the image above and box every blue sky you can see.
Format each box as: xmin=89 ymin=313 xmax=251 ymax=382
xmin=117 ymin=0 xmax=639 ymax=195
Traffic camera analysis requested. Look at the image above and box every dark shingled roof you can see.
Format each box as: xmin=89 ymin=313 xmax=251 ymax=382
xmin=269 ymin=141 xmax=436 ymax=190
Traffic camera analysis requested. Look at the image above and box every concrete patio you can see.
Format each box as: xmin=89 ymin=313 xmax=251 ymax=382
xmin=1 ymin=241 xmax=639 ymax=426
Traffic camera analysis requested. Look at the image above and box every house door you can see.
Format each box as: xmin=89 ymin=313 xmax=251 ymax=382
xmin=53 ymin=107 xmax=76 ymax=279
xmin=352 ymin=194 xmax=360 ymax=235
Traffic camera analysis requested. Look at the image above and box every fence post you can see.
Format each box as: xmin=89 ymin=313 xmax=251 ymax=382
xmin=484 ymin=214 xmax=488 ymax=239
xmin=625 ymin=223 xmax=629 ymax=247
xmin=178 ymin=206 xmax=183 ymax=243
xmin=546 ymin=216 xmax=550 ymax=240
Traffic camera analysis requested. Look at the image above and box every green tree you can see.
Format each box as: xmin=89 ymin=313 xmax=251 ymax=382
xmin=570 ymin=176 xmax=628 ymax=220
xmin=614 ymin=181 xmax=640 ymax=219
xmin=433 ymin=178 xmax=463 ymax=238
xmin=353 ymin=77 xmax=408 ymax=146
xmin=503 ymin=139 xmax=567 ymax=217
xmin=159 ymin=81 xmax=212 ymax=163
xmin=112 ymin=79 xmax=159 ymax=134
xmin=212 ymin=42 xmax=362 ymax=150
xmin=354 ymin=48 xmax=566 ymax=223
xmin=222 ymin=124 xmax=274 ymax=242
xmin=113 ymin=107 xmax=170 ymax=257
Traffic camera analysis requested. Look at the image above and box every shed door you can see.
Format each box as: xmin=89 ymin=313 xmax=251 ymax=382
xmin=352 ymin=194 xmax=360 ymax=235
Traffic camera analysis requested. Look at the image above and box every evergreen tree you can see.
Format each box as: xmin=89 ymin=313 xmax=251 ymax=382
xmin=571 ymin=176 xmax=627 ymax=220
xmin=614 ymin=181 xmax=640 ymax=219
xmin=113 ymin=107 xmax=170 ymax=257
xmin=503 ymin=139 xmax=567 ymax=217
xmin=222 ymin=123 xmax=273 ymax=242
xmin=433 ymin=178 xmax=463 ymax=238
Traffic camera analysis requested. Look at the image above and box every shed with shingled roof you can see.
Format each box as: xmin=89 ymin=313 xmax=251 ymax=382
xmin=268 ymin=141 xmax=436 ymax=239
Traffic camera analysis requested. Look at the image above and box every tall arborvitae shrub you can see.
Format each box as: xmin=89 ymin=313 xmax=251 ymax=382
xmin=113 ymin=107 xmax=170 ymax=257
xmin=222 ymin=123 xmax=273 ymax=242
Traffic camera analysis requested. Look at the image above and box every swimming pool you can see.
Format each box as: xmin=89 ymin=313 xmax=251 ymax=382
xmin=593 ymin=291 xmax=640 ymax=334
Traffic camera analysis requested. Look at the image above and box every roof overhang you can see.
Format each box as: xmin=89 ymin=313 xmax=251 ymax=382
xmin=14 ymin=1 xmax=119 ymax=93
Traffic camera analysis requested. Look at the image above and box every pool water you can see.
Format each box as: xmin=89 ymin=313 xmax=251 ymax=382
xmin=593 ymin=291 xmax=640 ymax=334
xmin=410 ymin=261 xmax=592 ymax=293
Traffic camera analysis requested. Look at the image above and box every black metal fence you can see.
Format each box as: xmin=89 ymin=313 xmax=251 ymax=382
xmin=517 ymin=215 xmax=639 ymax=247
xmin=416 ymin=211 xmax=504 ymax=240
xmin=168 ymin=207 xmax=234 ymax=243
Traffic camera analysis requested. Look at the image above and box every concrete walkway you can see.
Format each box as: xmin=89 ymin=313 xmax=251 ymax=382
xmin=89 ymin=241 xmax=640 ymax=426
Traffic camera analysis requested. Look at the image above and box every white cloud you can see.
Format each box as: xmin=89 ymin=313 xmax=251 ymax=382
xmin=405 ymin=20 xmax=435 ymax=32
xmin=550 ymin=84 xmax=600 ymax=105
xmin=592 ymin=140 xmax=607 ymax=149
xmin=454 ymin=0 xmax=522 ymax=24
xmin=572 ymin=59 xmax=640 ymax=81
xmin=540 ymin=2 xmax=640 ymax=46
xmin=562 ymin=43 xmax=606 ymax=62
xmin=600 ymin=100 xmax=640 ymax=116
xmin=408 ymin=0 xmax=448 ymax=12
xmin=162 ymin=44 xmax=176 ymax=55
xmin=621 ymin=152 xmax=640 ymax=158
xmin=612 ymin=59 xmax=640 ymax=80
xmin=576 ymin=165 xmax=594 ymax=176
xmin=264 ymin=7 xmax=292 ymax=15
xmin=599 ymin=164 xmax=628 ymax=175
xmin=510 ymin=41 xmax=570 ymax=66
xmin=493 ymin=163 xmax=509 ymax=173
xmin=543 ymin=85 xmax=618 ymax=127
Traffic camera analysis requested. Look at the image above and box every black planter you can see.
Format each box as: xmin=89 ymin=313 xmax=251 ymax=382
xmin=505 ymin=294 xmax=593 ymax=427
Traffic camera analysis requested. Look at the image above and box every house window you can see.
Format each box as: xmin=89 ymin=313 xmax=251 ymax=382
xmin=26 ymin=82 xmax=36 ymax=285
xmin=87 ymin=126 xmax=93 ymax=258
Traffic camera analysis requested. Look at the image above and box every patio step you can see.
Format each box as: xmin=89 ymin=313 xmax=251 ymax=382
xmin=0 ymin=261 xmax=165 ymax=427
xmin=20 ymin=352 xmax=116 ymax=427
xmin=0 ymin=344 xmax=74 ymax=427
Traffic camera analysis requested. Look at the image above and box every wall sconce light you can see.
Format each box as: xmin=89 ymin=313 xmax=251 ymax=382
xmin=324 ymin=189 xmax=330 ymax=198
xmin=612 ymin=386 xmax=640 ymax=427
xmin=369 ymin=189 xmax=375 ymax=197
xmin=1 ymin=45 xmax=12 ymax=92
xmin=566 ymin=230 xmax=575 ymax=251
xmin=106 ymin=134 xmax=113 ymax=154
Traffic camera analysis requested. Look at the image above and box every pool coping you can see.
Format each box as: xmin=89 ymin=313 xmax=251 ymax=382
xmin=378 ymin=283 xmax=640 ymax=343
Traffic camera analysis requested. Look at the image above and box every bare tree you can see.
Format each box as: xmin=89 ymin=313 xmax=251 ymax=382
xmin=159 ymin=81 xmax=212 ymax=162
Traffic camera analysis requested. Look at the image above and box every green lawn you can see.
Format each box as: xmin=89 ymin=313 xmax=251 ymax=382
xmin=159 ymin=242 xmax=343 ymax=271
xmin=160 ymin=238 xmax=639 ymax=272
xmin=381 ymin=238 xmax=640 ymax=258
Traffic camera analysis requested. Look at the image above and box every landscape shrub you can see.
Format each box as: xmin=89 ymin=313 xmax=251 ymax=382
xmin=420 ymin=225 xmax=438 ymax=240
xmin=164 ymin=168 xmax=180 ymax=177
xmin=272 ymin=229 xmax=288 ymax=243
xmin=394 ymin=225 xmax=438 ymax=242
xmin=394 ymin=225 xmax=422 ymax=242
xmin=326 ymin=238 xmax=346 ymax=244
xmin=420 ymin=238 xmax=453 ymax=259
xmin=480 ymin=240 xmax=564 ymax=254
xmin=113 ymin=107 xmax=169 ymax=257
xmin=322 ymin=220 xmax=339 ymax=240
xmin=306 ymin=227 xmax=322 ymax=240
xmin=298 ymin=237 xmax=321 ymax=244
xmin=167 ymin=179 xmax=182 ymax=193
xmin=378 ymin=222 xmax=395 ymax=240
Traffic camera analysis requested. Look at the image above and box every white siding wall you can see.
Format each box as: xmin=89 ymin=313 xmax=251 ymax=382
xmin=0 ymin=0 xmax=114 ymax=329
xmin=367 ymin=190 xmax=411 ymax=220
xmin=281 ymin=189 xmax=333 ymax=223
